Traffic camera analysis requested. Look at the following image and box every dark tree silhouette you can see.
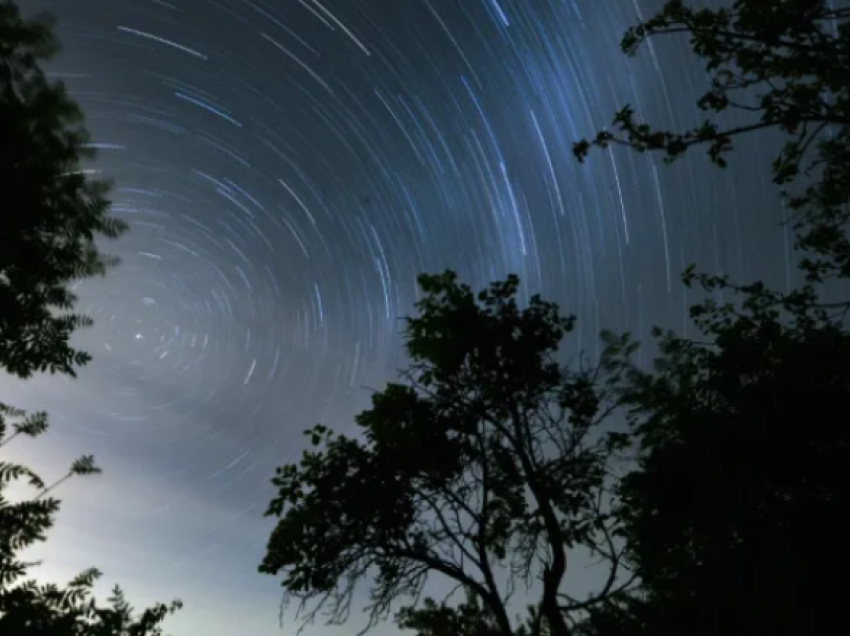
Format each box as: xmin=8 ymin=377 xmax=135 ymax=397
xmin=0 ymin=405 xmax=183 ymax=635
xmin=0 ymin=0 xmax=127 ymax=378
xmin=397 ymin=588 xmax=559 ymax=636
xmin=260 ymin=272 xmax=633 ymax=636
xmin=579 ymin=281 xmax=850 ymax=636
xmin=1 ymin=3 xmax=180 ymax=633
xmin=575 ymin=0 xmax=850 ymax=287
xmin=569 ymin=2 xmax=850 ymax=635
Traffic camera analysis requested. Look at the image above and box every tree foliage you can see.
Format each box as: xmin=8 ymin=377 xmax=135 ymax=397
xmin=583 ymin=281 xmax=850 ymax=635
xmin=397 ymin=588 xmax=558 ymax=636
xmin=261 ymin=272 xmax=633 ymax=636
xmin=570 ymin=1 xmax=850 ymax=635
xmin=0 ymin=404 xmax=183 ymax=635
xmin=574 ymin=0 xmax=850 ymax=286
xmin=0 ymin=3 xmax=180 ymax=633
xmin=0 ymin=0 xmax=127 ymax=378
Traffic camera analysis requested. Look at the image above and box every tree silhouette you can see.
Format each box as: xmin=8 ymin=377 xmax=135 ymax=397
xmin=570 ymin=2 xmax=850 ymax=635
xmin=0 ymin=405 xmax=183 ymax=635
xmin=580 ymin=282 xmax=850 ymax=636
xmin=397 ymin=588 xmax=558 ymax=636
xmin=575 ymin=0 xmax=850 ymax=287
xmin=0 ymin=0 xmax=127 ymax=379
xmin=1 ymin=3 xmax=180 ymax=633
xmin=260 ymin=272 xmax=633 ymax=636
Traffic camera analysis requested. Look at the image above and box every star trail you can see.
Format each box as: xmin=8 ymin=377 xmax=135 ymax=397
xmin=10 ymin=1 xmax=793 ymax=634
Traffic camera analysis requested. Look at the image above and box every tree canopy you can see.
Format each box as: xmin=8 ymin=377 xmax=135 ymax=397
xmin=581 ymin=281 xmax=850 ymax=636
xmin=575 ymin=0 xmax=850 ymax=286
xmin=571 ymin=1 xmax=850 ymax=635
xmin=0 ymin=0 xmax=127 ymax=378
xmin=260 ymin=272 xmax=633 ymax=636
xmin=1 ymin=3 xmax=180 ymax=633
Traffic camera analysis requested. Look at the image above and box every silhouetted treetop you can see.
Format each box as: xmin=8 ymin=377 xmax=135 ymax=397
xmin=0 ymin=0 xmax=127 ymax=378
xmin=261 ymin=272 xmax=632 ymax=636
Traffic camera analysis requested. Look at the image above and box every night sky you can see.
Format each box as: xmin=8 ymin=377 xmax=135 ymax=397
xmin=9 ymin=0 xmax=793 ymax=634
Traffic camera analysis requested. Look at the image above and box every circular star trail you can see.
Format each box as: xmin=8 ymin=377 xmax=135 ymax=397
xmin=13 ymin=1 xmax=792 ymax=634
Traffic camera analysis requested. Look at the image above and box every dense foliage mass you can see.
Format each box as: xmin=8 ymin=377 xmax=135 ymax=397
xmin=0 ymin=0 xmax=127 ymax=378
